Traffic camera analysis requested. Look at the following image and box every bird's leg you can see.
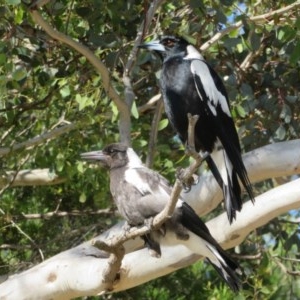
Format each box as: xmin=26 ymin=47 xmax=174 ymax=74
xmin=177 ymin=113 xmax=208 ymax=191
xmin=186 ymin=113 xmax=209 ymax=162
xmin=185 ymin=113 xmax=199 ymax=159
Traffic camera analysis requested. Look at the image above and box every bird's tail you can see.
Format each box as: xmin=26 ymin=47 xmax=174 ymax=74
xmin=179 ymin=202 xmax=241 ymax=292
xmin=209 ymin=149 xmax=242 ymax=223
xmin=206 ymin=244 xmax=241 ymax=292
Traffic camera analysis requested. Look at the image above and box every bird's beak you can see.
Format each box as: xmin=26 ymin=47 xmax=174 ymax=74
xmin=138 ymin=40 xmax=165 ymax=52
xmin=80 ymin=150 xmax=110 ymax=166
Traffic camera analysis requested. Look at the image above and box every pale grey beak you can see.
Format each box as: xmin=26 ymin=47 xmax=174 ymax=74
xmin=80 ymin=151 xmax=108 ymax=163
xmin=138 ymin=40 xmax=166 ymax=52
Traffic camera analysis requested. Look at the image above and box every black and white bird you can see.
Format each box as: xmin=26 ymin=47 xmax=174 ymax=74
xmin=81 ymin=143 xmax=240 ymax=292
xmin=139 ymin=35 xmax=254 ymax=223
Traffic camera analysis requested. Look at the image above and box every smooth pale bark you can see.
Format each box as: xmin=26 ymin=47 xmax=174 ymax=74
xmin=0 ymin=169 xmax=66 ymax=187
xmin=0 ymin=140 xmax=299 ymax=299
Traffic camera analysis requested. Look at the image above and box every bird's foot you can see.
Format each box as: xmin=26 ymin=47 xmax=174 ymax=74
xmin=176 ymin=167 xmax=198 ymax=192
xmin=143 ymin=217 xmax=154 ymax=231
xmin=122 ymin=222 xmax=133 ymax=233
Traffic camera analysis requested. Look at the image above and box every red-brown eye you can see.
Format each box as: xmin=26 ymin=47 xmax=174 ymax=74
xmin=164 ymin=39 xmax=175 ymax=47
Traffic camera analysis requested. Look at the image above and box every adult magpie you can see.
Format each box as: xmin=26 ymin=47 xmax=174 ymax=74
xmin=81 ymin=143 xmax=240 ymax=292
xmin=139 ymin=35 xmax=254 ymax=223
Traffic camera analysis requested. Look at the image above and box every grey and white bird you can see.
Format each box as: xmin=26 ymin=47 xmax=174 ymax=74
xmin=139 ymin=35 xmax=254 ymax=223
xmin=81 ymin=143 xmax=240 ymax=292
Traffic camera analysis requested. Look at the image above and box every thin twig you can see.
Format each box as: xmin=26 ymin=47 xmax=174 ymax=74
xmin=200 ymin=1 xmax=300 ymax=52
xmin=17 ymin=209 xmax=112 ymax=220
xmin=273 ymin=256 xmax=300 ymax=276
xmin=0 ymin=123 xmax=76 ymax=157
xmin=121 ymin=0 xmax=165 ymax=145
xmin=145 ymin=97 xmax=163 ymax=168
xmin=138 ymin=93 xmax=162 ymax=114
xmin=0 ymin=154 xmax=45 ymax=261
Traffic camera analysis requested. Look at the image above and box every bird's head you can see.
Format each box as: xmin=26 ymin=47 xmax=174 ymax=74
xmin=139 ymin=35 xmax=190 ymax=59
xmin=81 ymin=143 xmax=142 ymax=170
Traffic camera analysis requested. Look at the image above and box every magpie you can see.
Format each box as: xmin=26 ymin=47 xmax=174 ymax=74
xmin=139 ymin=35 xmax=254 ymax=223
xmin=81 ymin=143 xmax=241 ymax=292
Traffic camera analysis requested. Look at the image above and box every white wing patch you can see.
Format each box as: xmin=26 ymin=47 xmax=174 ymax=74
xmin=184 ymin=45 xmax=204 ymax=60
xmin=124 ymin=168 xmax=151 ymax=195
xmin=126 ymin=148 xmax=143 ymax=168
xmin=190 ymin=60 xmax=231 ymax=117
xmin=210 ymin=141 xmax=233 ymax=187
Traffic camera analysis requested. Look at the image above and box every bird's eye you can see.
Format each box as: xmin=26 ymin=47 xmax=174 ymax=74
xmin=163 ymin=39 xmax=175 ymax=48
xmin=107 ymin=149 xmax=115 ymax=154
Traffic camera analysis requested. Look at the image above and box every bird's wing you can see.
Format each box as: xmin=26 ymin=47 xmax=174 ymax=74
xmin=124 ymin=166 xmax=172 ymax=218
xmin=190 ymin=60 xmax=231 ymax=117
xmin=190 ymin=59 xmax=241 ymax=150
xmin=190 ymin=59 xmax=254 ymax=205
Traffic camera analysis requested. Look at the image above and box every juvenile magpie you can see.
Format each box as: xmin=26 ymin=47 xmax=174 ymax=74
xmin=81 ymin=143 xmax=240 ymax=292
xmin=139 ymin=35 xmax=254 ymax=223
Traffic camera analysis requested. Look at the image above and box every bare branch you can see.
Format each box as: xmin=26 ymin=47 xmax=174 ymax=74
xmin=1 ymin=177 xmax=300 ymax=299
xmin=29 ymin=9 xmax=127 ymax=115
xmin=138 ymin=93 xmax=162 ymax=114
xmin=145 ymin=97 xmax=163 ymax=168
xmin=0 ymin=169 xmax=66 ymax=188
xmin=121 ymin=0 xmax=165 ymax=145
xmin=0 ymin=123 xmax=76 ymax=157
xmin=17 ymin=209 xmax=112 ymax=220
xmin=200 ymin=1 xmax=300 ymax=51
xmin=0 ymin=154 xmax=45 ymax=262
xmin=273 ymin=256 xmax=300 ymax=276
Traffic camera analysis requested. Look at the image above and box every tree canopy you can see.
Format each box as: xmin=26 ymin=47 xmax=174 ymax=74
xmin=0 ymin=0 xmax=300 ymax=299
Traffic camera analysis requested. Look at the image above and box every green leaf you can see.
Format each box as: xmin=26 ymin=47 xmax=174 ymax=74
xmin=0 ymin=53 xmax=6 ymax=65
xmin=290 ymin=40 xmax=300 ymax=64
xmin=274 ymin=125 xmax=286 ymax=140
xmin=158 ymin=118 xmax=169 ymax=131
xmin=236 ymin=43 xmax=244 ymax=53
xmin=280 ymin=104 xmax=292 ymax=123
xmin=60 ymin=85 xmax=70 ymax=98
xmin=250 ymin=32 xmax=261 ymax=51
xmin=12 ymin=68 xmax=27 ymax=81
xmin=131 ymin=101 xmax=139 ymax=119
xmin=110 ymin=101 xmax=119 ymax=122
xmin=14 ymin=6 xmax=24 ymax=24
xmin=277 ymin=29 xmax=285 ymax=41
xmin=79 ymin=192 xmax=86 ymax=203
xmin=76 ymin=161 xmax=84 ymax=173
xmin=236 ymin=105 xmax=246 ymax=118
xmin=6 ymin=0 xmax=21 ymax=5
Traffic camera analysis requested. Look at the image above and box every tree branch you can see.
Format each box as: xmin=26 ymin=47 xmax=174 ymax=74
xmin=0 ymin=169 xmax=66 ymax=188
xmin=145 ymin=97 xmax=163 ymax=168
xmin=183 ymin=139 xmax=300 ymax=216
xmin=28 ymin=9 xmax=127 ymax=116
xmin=138 ymin=93 xmax=162 ymax=114
xmin=0 ymin=123 xmax=76 ymax=157
xmin=1 ymin=176 xmax=299 ymax=299
xmin=200 ymin=1 xmax=300 ymax=51
xmin=120 ymin=0 xmax=165 ymax=145
xmin=15 ymin=209 xmax=112 ymax=220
